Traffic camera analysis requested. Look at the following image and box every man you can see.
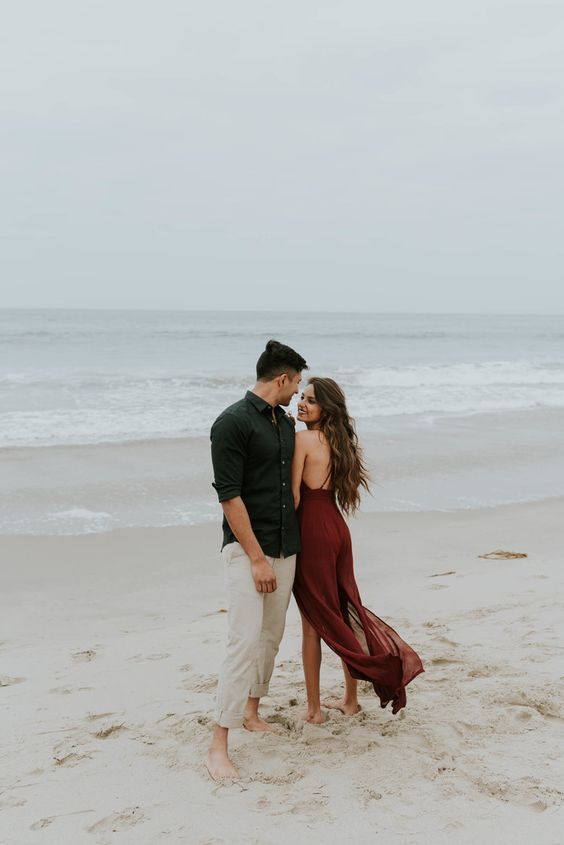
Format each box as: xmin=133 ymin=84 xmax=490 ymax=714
xmin=206 ymin=339 xmax=308 ymax=780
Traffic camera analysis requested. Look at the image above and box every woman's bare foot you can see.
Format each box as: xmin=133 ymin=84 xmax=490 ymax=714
xmin=301 ymin=709 xmax=327 ymax=724
xmin=205 ymin=749 xmax=239 ymax=781
xmin=323 ymin=698 xmax=361 ymax=715
xmin=243 ymin=715 xmax=280 ymax=733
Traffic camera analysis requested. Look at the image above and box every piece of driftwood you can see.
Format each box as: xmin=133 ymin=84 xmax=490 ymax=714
xmin=477 ymin=549 xmax=528 ymax=559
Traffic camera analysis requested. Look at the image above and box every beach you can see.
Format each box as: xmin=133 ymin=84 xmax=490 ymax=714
xmin=4 ymin=0 xmax=564 ymax=833
xmin=1 ymin=308 xmax=564 ymax=842
xmin=2 ymin=499 xmax=563 ymax=844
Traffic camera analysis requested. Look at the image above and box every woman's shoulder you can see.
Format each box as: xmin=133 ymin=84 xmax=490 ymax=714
xmin=296 ymin=428 xmax=322 ymax=441
xmin=296 ymin=429 xmax=327 ymax=450
xmin=295 ymin=429 xmax=312 ymax=450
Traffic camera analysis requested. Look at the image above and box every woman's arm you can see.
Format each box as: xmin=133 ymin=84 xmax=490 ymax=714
xmin=291 ymin=432 xmax=308 ymax=509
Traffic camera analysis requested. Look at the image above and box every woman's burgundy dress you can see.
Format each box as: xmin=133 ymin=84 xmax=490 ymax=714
xmin=293 ymin=481 xmax=424 ymax=713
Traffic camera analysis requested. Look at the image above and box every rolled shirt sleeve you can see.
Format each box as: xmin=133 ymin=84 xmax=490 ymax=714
xmin=210 ymin=413 xmax=247 ymax=502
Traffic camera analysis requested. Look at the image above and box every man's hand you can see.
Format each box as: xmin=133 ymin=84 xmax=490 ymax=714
xmin=251 ymin=558 xmax=277 ymax=593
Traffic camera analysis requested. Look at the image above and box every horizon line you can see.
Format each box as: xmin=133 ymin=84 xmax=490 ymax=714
xmin=2 ymin=306 xmax=564 ymax=318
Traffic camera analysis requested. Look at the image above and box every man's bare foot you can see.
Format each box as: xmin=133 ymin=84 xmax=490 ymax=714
xmin=243 ymin=715 xmax=280 ymax=733
xmin=301 ymin=709 xmax=327 ymax=725
xmin=205 ymin=749 xmax=239 ymax=781
xmin=323 ymin=698 xmax=361 ymax=715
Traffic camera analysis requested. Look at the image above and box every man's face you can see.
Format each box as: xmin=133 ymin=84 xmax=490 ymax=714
xmin=276 ymin=370 xmax=302 ymax=406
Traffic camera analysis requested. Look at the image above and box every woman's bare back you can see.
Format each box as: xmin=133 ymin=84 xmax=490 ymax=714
xmin=299 ymin=430 xmax=332 ymax=490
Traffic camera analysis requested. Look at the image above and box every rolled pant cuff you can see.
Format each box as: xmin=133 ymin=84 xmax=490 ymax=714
xmin=215 ymin=710 xmax=245 ymax=729
xmin=249 ymin=682 xmax=269 ymax=698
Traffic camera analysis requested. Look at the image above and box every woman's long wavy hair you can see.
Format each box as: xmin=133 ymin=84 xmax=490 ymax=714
xmin=308 ymin=377 xmax=370 ymax=515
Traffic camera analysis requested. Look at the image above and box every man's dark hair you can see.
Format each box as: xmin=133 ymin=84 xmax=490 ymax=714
xmin=256 ymin=339 xmax=308 ymax=381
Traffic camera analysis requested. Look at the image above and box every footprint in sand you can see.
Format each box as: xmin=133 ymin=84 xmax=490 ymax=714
xmin=156 ymin=713 xmax=211 ymax=744
xmin=0 ymin=794 xmax=26 ymax=810
xmin=181 ymin=674 xmax=217 ymax=692
xmin=497 ymin=691 xmax=564 ymax=721
xmin=429 ymin=657 xmax=463 ymax=666
xmin=267 ymin=713 xmax=300 ymax=732
xmin=85 ymin=711 xmax=117 ymax=722
xmin=287 ymin=797 xmax=330 ymax=819
xmin=53 ymin=751 xmax=94 ymax=767
xmin=252 ymin=792 xmax=332 ymax=824
xmin=72 ymin=650 xmax=96 ymax=662
xmin=467 ymin=665 xmax=502 ymax=678
xmin=31 ymin=810 xmax=95 ymax=831
xmin=511 ymin=708 xmax=533 ymax=722
xmin=86 ymin=806 xmax=145 ymax=833
xmin=93 ymin=723 xmax=127 ymax=739
xmin=357 ymin=785 xmax=383 ymax=806
xmin=427 ymin=633 xmax=463 ymax=670
xmin=301 ymin=722 xmax=341 ymax=745
xmin=429 ymin=633 xmax=460 ymax=647
xmin=30 ymin=817 xmax=53 ymax=830
xmin=53 ymin=733 xmax=98 ymax=767
xmin=473 ymin=774 xmax=563 ymax=811
xmin=0 ymin=675 xmax=26 ymax=686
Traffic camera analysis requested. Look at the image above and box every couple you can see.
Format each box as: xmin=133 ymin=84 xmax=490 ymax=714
xmin=206 ymin=340 xmax=423 ymax=780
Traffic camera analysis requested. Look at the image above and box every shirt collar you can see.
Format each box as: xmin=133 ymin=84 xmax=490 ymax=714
xmin=245 ymin=390 xmax=285 ymax=420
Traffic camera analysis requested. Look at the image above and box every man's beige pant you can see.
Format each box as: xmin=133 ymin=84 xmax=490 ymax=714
xmin=215 ymin=542 xmax=296 ymax=729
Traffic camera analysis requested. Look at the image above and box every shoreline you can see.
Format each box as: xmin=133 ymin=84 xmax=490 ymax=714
xmin=2 ymin=407 xmax=564 ymax=536
xmin=1 ymin=491 xmax=564 ymax=541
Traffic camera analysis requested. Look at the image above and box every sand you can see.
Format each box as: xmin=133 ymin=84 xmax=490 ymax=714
xmin=1 ymin=500 xmax=563 ymax=844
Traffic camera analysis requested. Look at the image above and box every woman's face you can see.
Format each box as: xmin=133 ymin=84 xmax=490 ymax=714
xmin=297 ymin=384 xmax=322 ymax=426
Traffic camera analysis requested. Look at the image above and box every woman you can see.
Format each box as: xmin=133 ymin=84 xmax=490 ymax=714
xmin=291 ymin=377 xmax=423 ymax=724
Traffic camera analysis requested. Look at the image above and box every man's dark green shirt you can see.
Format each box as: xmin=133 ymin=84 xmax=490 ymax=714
xmin=210 ymin=391 xmax=300 ymax=558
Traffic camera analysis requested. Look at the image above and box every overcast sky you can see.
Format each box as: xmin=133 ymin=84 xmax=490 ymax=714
xmin=1 ymin=1 xmax=563 ymax=313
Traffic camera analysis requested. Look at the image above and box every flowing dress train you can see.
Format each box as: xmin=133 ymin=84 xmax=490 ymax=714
xmin=293 ymin=481 xmax=424 ymax=713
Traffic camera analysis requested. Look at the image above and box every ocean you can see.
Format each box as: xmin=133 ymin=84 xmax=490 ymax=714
xmin=2 ymin=309 xmax=564 ymax=447
xmin=1 ymin=308 xmax=564 ymax=534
